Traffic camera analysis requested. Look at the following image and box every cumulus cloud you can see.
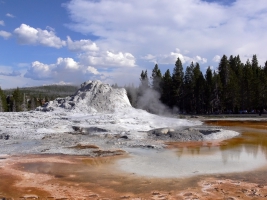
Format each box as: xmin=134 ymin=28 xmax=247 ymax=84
xmin=143 ymin=48 xmax=207 ymax=65
xmin=24 ymin=61 xmax=53 ymax=80
xmin=64 ymin=0 xmax=267 ymax=66
xmin=86 ymin=66 xmax=99 ymax=75
xmin=14 ymin=24 xmax=66 ymax=48
xmin=213 ymin=55 xmax=221 ymax=62
xmin=79 ymin=50 xmax=136 ymax=67
xmin=6 ymin=13 xmax=15 ymax=18
xmin=66 ymin=35 xmax=135 ymax=68
xmin=0 ymin=30 xmax=12 ymax=39
xmin=24 ymin=57 xmax=100 ymax=83
xmin=67 ymin=36 xmax=99 ymax=52
xmin=0 ymin=20 xmax=4 ymax=26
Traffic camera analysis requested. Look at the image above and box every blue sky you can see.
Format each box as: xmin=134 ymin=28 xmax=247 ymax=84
xmin=0 ymin=0 xmax=267 ymax=89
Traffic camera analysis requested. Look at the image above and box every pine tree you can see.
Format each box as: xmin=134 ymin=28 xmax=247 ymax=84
xmin=0 ymin=95 xmax=2 ymax=112
xmin=261 ymin=61 xmax=267 ymax=110
xmin=227 ymin=55 xmax=241 ymax=113
xmin=211 ymin=71 xmax=222 ymax=113
xmin=242 ymin=59 xmax=253 ymax=110
xmin=21 ymin=93 xmax=27 ymax=111
xmin=193 ymin=63 xmax=205 ymax=114
xmin=0 ymin=87 xmax=7 ymax=112
xmin=12 ymin=100 xmax=16 ymax=112
xmin=151 ymin=64 xmax=162 ymax=93
xmin=218 ymin=55 xmax=229 ymax=87
xmin=183 ymin=62 xmax=194 ymax=113
xmin=218 ymin=55 xmax=230 ymax=112
xmin=140 ymin=70 xmax=149 ymax=89
xmin=12 ymin=87 xmax=23 ymax=112
xmin=204 ymin=67 xmax=213 ymax=113
xmin=137 ymin=70 xmax=150 ymax=107
xmin=251 ymin=55 xmax=261 ymax=110
xmin=172 ymin=57 xmax=184 ymax=108
xmin=31 ymin=97 xmax=36 ymax=110
xmin=161 ymin=69 xmax=172 ymax=107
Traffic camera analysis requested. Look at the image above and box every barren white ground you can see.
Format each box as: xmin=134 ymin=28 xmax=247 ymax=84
xmin=0 ymin=80 xmax=240 ymax=155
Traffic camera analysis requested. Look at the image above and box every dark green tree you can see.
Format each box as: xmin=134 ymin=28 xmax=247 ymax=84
xmin=211 ymin=71 xmax=222 ymax=113
xmin=241 ymin=59 xmax=253 ymax=110
xmin=151 ymin=64 xmax=162 ymax=93
xmin=183 ymin=62 xmax=194 ymax=113
xmin=161 ymin=69 xmax=173 ymax=107
xmin=251 ymin=55 xmax=261 ymax=110
xmin=12 ymin=87 xmax=23 ymax=112
xmin=192 ymin=63 xmax=205 ymax=113
xmin=204 ymin=67 xmax=213 ymax=113
xmin=172 ymin=57 xmax=184 ymax=108
xmin=226 ymin=55 xmax=242 ymax=113
xmin=0 ymin=87 xmax=7 ymax=112
xmin=260 ymin=61 xmax=267 ymax=110
xmin=218 ymin=55 xmax=229 ymax=111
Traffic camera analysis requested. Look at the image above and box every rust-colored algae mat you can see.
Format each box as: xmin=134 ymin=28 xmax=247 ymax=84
xmin=1 ymin=120 xmax=267 ymax=199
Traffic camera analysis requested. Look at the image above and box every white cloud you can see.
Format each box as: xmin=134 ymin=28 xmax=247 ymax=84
xmin=86 ymin=66 xmax=99 ymax=75
xmin=0 ymin=30 xmax=12 ymax=39
xmin=0 ymin=20 xmax=4 ymax=26
xmin=143 ymin=48 xmax=207 ymax=65
xmin=67 ymin=36 xmax=99 ymax=52
xmin=56 ymin=57 xmax=82 ymax=71
xmin=14 ymin=24 xmax=66 ymax=48
xmin=79 ymin=50 xmax=136 ymax=67
xmin=195 ymin=56 xmax=207 ymax=63
xmin=142 ymin=54 xmax=157 ymax=63
xmin=64 ymin=0 xmax=267 ymax=67
xmin=24 ymin=58 xmax=100 ymax=83
xmin=24 ymin=61 xmax=53 ymax=80
xmin=6 ymin=13 xmax=15 ymax=18
xmin=213 ymin=55 xmax=221 ymax=62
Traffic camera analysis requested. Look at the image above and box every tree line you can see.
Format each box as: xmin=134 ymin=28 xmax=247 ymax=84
xmin=0 ymin=85 xmax=78 ymax=112
xmin=126 ymin=54 xmax=267 ymax=115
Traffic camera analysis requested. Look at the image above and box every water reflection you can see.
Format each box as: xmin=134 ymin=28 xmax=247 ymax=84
xmin=118 ymin=122 xmax=267 ymax=178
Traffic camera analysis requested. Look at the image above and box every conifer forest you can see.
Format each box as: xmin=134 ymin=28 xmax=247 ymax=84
xmin=127 ymin=54 xmax=267 ymax=115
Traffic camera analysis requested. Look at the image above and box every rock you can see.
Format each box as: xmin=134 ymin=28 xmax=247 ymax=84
xmin=0 ymin=134 xmax=10 ymax=140
xmin=4 ymin=135 xmax=9 ymax=140
xmin=160 ymin=129 xmax=169 ymax=134
xmin=148 ymin=127 xmax=204 ymax=141
xmin=72 ymin=126 xmax=108 ymax=135
xmin=72 ymin=126 xmax=82 ymax=132
xmin=37 ymin=80 xmax=131 ymax=113
xmin=199 ymin=129 xmax=220 ymax=135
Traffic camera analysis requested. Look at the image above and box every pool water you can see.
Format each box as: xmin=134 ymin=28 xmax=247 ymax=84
xmin=118 ymin=122 xmax=267 ymax=178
